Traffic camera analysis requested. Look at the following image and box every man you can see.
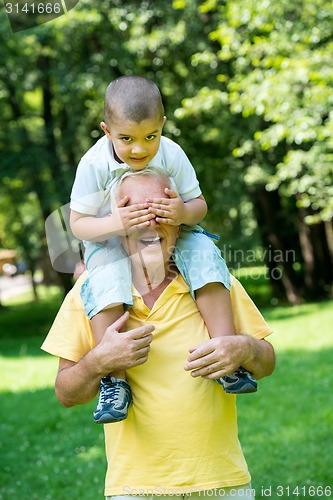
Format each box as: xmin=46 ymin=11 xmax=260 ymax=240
xmin=42 ymin=169 xmax=275 ymax=500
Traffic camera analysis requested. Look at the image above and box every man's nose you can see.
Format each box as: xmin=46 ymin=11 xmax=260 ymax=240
xmin=149 ymin=217 xmax=158 ymax=227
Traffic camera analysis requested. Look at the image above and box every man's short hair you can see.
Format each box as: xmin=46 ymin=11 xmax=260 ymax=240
xmin=111 ymin=167 xmax=178 ymax=211
xmin=104 ymin=76 xmax=165 ymax=125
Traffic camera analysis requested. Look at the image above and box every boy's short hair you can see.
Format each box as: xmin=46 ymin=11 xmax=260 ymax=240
xmin=104 ymin=76 xmax=164 ymax=125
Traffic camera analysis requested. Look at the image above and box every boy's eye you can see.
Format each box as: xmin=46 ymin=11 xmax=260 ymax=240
xmin=146 ymin=135 xmax=156 ymax=142
xmin=121 ymin=137 xmax=132 ymax=143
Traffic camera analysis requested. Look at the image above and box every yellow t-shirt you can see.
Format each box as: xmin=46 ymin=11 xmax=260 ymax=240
xmin=42 ymin=273 xmax=272 ymax=496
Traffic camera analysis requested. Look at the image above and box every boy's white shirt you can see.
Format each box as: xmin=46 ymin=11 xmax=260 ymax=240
xmin=70 ymin=135 xmax=202 ymax=217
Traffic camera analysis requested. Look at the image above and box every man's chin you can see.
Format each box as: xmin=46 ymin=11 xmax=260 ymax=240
xmin=130 ymin=243 xmax=166 ymax=268
xmin=138 ymin=241 xmax=162 ymax=252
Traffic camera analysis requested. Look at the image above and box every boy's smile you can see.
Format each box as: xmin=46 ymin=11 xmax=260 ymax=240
xmin=101 ymin=116 xmax=166 ymax=170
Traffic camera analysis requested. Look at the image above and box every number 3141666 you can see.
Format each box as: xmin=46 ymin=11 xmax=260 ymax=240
xmin=5 ymin=2 xmax=62 ymax=14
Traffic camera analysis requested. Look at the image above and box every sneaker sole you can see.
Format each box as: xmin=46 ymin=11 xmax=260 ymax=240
xmin=94 ymin=412 xmax=128 ymax=424
xmin=224 ymin=382 xmax=258 ymax=394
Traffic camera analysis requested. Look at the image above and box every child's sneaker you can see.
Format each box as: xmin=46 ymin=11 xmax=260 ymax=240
xmin=93 ymin=376 xmax=132 ymax=424
xmin=216 ymin=368 xmax=257 ymax=394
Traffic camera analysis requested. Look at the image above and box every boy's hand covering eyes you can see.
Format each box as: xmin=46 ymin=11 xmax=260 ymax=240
xmin=146 ymin=188 xmax=186 ymax=226
xmin=113 ymin=195 xmax=155 ymax=234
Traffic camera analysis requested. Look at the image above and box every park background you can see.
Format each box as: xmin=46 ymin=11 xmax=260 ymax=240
xmin=0 ymin=0 xmax=332 ymax=498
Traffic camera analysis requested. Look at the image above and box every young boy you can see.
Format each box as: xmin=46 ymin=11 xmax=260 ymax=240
xmin=70 ymin=76 xmax=257 ymax=424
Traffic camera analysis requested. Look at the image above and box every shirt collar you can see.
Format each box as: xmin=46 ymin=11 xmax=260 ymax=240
xmin=132 ymin=273 xmax=189 ymax=299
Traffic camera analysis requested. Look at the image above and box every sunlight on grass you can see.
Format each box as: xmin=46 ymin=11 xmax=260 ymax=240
xmin=264 ymin=301 xmax=333 ymax=352
xmin=2 ymin=284 xmax=61 ymax=306
xmin=77 ymin=445 xmax=105 ymax=462
xmin=0 ymin=356 xmax=58 ymax=391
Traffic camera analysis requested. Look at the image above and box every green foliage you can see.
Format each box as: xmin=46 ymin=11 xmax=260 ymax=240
xmin=195 ymin=0 xmax=333 ymax=221
xmin=0 ymin=0 xmax=332 ymax=301
xmin=0 ymin=180 xmax=43 ymax=266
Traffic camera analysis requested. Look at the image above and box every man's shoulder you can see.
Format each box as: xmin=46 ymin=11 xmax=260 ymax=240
xmin=67 ymin=271 xmax=88 ymax=302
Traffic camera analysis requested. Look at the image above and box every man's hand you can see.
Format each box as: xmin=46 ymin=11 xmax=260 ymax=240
xmin=113 ymin=195 xmax=156 ymax=234
xmin=184 ymin=335 xmax=275 ymax=381
xmin=146 ymin=188 xmax=186 ymax=226
xmin=95 ymin=312 xmax=155 ymax=374
xmin=55 ymin=312 xmax=154 ymax=407
xmin=184 ymin=337 xmax=247 ymax=380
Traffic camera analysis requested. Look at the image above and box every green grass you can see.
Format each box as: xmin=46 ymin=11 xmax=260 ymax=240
xmin=0 ymin=288 xmax=106 ymax=500
xmin=0 ymin=284 xmax=333 ymax=499
xmin=237 ymin=300 xmax=333 ymax=498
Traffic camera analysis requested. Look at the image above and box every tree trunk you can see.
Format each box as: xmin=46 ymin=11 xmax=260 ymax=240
xmin=39 ymin=54 xmax=68 ymax=204
xmin=297 ymin=204 xmax=333 ymax=299
xmin=251 ymin=185 xmax=303 ymax=304
xmin=252 ymin=185 xmax=333 ymax=303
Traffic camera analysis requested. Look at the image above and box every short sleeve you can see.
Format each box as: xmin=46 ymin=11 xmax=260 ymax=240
xmin=41 ymin=273 xmax=95 ymax=362
xmin=157 ymin=138 xmax=202 ymax=202
xmin=230 ymin=276 xmax=273 ymax=339
xmin=70 ymin=137 xmax=115 ymax=215
xmin=70 ymin=158 xmax=107 ymax=215
xmin=170 ymin=148 xmax=202 ymax=201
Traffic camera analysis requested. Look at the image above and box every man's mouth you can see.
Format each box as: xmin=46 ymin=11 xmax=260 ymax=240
xmin=140 ymin=236 xmax=161 ymax=247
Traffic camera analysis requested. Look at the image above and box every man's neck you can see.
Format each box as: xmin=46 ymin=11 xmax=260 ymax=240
xmin=132 ymin=262 xmax=178 ymax=309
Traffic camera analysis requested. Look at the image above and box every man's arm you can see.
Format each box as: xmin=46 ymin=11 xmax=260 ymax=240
xmin=183 ymin=335 xmax=275 ymax=381
xmin=55 ymin=312 xmax=154 ymax=407
xmin=184 ymin=275 xmax=275 ymax=380
xmin=56 ymin=355 xmax=102 ymax=408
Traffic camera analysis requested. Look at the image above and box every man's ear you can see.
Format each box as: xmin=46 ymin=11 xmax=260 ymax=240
xmin=100 ymin=121 xmax=111 ymax=139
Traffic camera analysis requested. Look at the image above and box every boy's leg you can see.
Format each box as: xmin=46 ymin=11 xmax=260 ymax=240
xmin=91 ymin=305 xmax=126 ymax=380
xmin=173 ymin=228 xmax=256 ymax=393
xmin=195 ymin=283 xmax=257 ymax=394
xmin=91 ymin=305 xmax=133 ymax=424
xmin=196 ymin=282 xmax=235 ymax=338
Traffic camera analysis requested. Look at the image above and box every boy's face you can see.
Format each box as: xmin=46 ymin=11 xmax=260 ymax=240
xmin=101 ymin=115 xmax=166 ymax=170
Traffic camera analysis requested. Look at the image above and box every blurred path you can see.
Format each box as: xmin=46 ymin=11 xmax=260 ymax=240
xmin=0 ymin=275 xmax=32 ymax=302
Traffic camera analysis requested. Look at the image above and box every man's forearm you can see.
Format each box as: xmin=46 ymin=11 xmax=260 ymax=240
xmin=241 ymin=336 xmax=276 ymax=380
xmin=55 ymin=350 xmax=104 ymax=407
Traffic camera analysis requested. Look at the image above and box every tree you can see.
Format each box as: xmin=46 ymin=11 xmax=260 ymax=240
xmin=173 ymin=0 xmax=333 ymax=302
xmin=1 ymin=0 xmax=332 ymax=303
xmin=0 ymin=179 xmax=43 ymax=300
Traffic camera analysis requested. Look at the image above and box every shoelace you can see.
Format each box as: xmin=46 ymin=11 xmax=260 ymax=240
xmin=101 ymin=384 xmax=127 ymax=404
